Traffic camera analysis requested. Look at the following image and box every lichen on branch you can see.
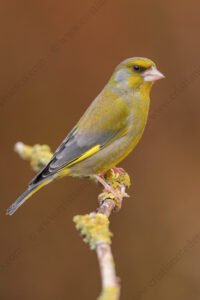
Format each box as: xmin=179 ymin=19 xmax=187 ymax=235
xmin=73 ymin=213 xmax=112 ymax=250
xmin=14 ymin=142 xmax=52 ymax=172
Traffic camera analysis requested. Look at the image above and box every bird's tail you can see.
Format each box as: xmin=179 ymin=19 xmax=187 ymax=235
xmin=6 ymin=178 xmax=52 ymax=216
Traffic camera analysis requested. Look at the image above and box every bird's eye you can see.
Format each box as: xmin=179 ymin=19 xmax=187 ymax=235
xmin=133 ymin=65 xmax=140 ymax=71
xmin=133 ymin=65 xmax=146 ymax=73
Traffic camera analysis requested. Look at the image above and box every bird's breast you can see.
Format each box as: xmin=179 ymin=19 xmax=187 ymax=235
xmin=127 ymin=94 xmax=150 ymax=142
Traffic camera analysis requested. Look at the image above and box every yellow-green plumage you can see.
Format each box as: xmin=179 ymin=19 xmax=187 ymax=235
xmin=7 ymin=57 xmax=164 ymax=215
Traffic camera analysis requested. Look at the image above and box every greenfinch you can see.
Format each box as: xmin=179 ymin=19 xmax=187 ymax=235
xmin=7 ymin=57 xmax=164 ymax=215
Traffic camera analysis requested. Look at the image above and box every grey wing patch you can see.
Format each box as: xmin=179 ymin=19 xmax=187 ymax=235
xmin=49 ymin=138 xmax=90 ymax=170
xmin=29 ymin=126 xmax=119 ymax=186
xmin=47 ymin=129 xmax=119 ymax=170
xmin=29 ymin=126 xmax=78 ymax=185
xmin=54 ymin=125 xmax=77 ymax=154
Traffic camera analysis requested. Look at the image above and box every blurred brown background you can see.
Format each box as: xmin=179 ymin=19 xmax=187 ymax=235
xmin=1 ymin=0 xmax=200 ymax=299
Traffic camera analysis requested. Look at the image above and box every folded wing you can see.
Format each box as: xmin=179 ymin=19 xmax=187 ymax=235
xmin=30 ymin=91 xmax=130 ymax=185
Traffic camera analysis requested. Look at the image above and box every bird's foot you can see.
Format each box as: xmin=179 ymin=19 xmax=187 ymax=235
xmin=111 ymin=166 xmax=125 ymax=174
xmin=94 ymin=168 xmax=130 ymax=210
xmin=95 ymin=175 xmax=123 ymax=202
xmin=98 ymin=171 xmax=107 ymax=178
xmin=97 ymin=187 xmax=129 ymax=211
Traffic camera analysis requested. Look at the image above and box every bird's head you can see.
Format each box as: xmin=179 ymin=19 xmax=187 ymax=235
xmin=110 ymin=57 xmax=165 ymax=94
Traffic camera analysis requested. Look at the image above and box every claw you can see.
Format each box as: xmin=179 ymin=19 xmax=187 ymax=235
xmin=111 ymin=167 xmax=125 ymax=174
xmin=94 ymin=175 xmax=123 ymax=201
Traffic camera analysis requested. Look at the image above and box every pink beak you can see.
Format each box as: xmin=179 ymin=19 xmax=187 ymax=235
xmin=143 ymin=66 xmax=165 ymax=82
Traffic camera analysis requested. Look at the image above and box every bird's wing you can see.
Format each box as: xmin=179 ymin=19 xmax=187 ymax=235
xmin=30 ymin=89 xmax=130 ymax=185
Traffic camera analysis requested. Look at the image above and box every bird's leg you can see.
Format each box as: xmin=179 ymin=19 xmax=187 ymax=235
xmin=98 ymin=171 xmax=107 ymax=178
xmin=111 ymin=167 xmax=125 ymax=174
xmin=94 ymin=175 xmax=123 ymax=202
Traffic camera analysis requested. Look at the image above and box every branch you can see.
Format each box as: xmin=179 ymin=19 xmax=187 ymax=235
xmin=14 ymin=142 xmax=131 ymax=300
xmin=96 ymin=199 xmax=120 ymax=299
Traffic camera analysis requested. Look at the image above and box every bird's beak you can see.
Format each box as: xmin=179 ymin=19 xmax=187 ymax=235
xmin=143 ymin=66 xmax=165 ymax=82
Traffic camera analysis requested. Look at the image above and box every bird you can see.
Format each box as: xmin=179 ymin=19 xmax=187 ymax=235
xmin=6 ymin=57 xmax=165 ymax=215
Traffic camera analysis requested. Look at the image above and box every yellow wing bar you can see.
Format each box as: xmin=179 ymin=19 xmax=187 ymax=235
xmin=67 ymin=144 xmax=101 ymax=168
xmin=58 ymin=144 xmax=100 ymax=177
